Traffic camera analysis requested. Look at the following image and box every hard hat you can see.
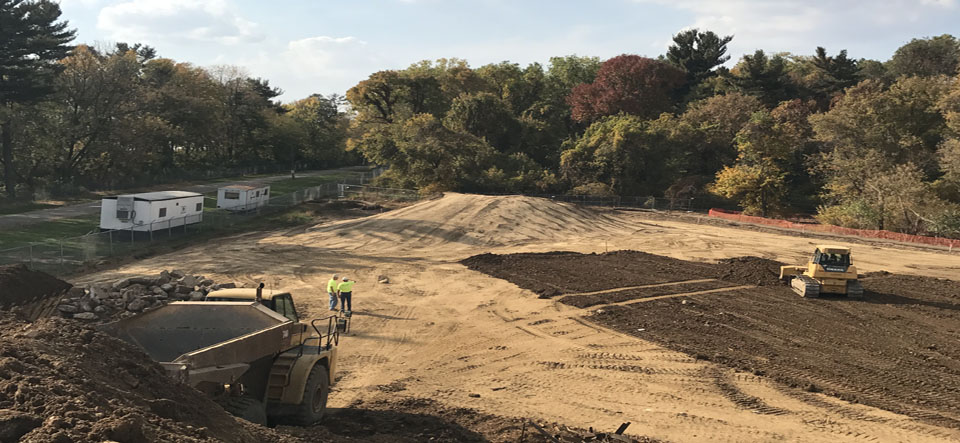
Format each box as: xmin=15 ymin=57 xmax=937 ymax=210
xmin=332 ymin=274 xmax=339 ymax=279
xmin=342 ymin=277 xmax=349 ymax=281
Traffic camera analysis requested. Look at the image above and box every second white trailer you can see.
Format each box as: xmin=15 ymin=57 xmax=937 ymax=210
xmin=216 ymin=184 xmax=270 ymax=211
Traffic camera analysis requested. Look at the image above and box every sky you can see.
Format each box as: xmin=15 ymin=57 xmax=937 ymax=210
xmin=57 ymin=0 xmax=960 ymax=102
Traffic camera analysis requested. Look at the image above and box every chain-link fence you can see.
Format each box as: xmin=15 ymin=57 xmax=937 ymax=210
xmin=0 ymin=181 xmax=380 ymax=277
xmin=337 ymin=184 xmax=421 ymax=202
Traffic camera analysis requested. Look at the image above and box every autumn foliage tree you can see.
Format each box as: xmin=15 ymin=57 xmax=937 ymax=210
xmin=568 ymin=55 xmax=686 ymax=123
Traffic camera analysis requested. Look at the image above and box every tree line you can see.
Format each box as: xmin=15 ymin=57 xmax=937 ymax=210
xmin=347 ymin=31 xmax=960 ymax=238
xmin=0 ymin=0 xmax=356 ymax=200
xmin=5 ymin=0 xmax=960 ymax=238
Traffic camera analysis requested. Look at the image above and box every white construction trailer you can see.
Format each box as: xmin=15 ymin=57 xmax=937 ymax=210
xmin=100 ymin=191 xmax=204 ymax=232
xmin=216 ymin=184 xmax=270 ymax=211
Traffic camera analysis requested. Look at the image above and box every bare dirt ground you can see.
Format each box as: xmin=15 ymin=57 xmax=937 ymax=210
xmin=464 ymin=250 xmax=960 ymax=430
xmin=77 ymin=193 xmax=960 ymax=442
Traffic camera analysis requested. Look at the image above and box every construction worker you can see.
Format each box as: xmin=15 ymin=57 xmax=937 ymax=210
xmin=327 ymin=274 xmax=340 ymax=311
xmin=337 ymin=277 xmax=355 ymax=314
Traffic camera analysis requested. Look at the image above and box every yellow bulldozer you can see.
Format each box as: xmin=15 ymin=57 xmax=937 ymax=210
xmin=779 ymin=245 xmax=863 ymax=298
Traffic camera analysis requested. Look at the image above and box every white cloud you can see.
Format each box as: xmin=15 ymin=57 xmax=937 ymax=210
xmin=636 ymin=0 xmax=957 ymax=58
xmin=238 ymin=36 xmax=387 ymax=100
xmin=97 ymin=0 xmax=262 ymax=45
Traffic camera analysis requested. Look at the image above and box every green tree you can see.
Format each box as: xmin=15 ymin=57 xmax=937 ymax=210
xmin=559 ymin=114 xmax=673 ymax=195
xmin=888 ymin=34 xmax=960 ymax=78
xmin=0 ymin=0 xmax=75 ymax=198
xmin=666 ymin=28 xmax=733 ymax=94
xmin=370 ymin=114 xmax=497 ymax=191
xmin=443 ymin=92 xmax=521 ymax=152
xmin=810 ymin=76 xmax=953 ymax=178
xmin=711 ymin=101 xmax=814 ymax=216
xmin=728 ymin=50 xmax=794 ymax=106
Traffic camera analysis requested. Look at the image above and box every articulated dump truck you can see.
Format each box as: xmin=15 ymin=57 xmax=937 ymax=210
xmin=99 ymin=286 xmax=344 ymax=426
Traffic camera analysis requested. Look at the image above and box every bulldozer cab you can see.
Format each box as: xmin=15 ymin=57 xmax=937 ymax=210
xmin=812 ymin=245 xmax=851 ymax=273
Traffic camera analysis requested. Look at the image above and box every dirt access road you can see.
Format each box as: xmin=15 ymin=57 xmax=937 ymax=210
xmin=78 ymin=193 xmax=960 ymax=442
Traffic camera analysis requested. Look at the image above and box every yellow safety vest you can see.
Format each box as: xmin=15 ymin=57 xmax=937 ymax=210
xmin=337 ymin=281 xmax=355 ymax=293
xmin=327 ymin=279 xmax=338 ymax=292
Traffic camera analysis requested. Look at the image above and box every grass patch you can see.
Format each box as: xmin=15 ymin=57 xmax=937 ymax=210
xmin=267 ymin=173 xmax=351 ymax=196
xmin=0 ymin=215 xmax=100 ymax=248
xmin=0 ymin=201 xmax=60 ymax=215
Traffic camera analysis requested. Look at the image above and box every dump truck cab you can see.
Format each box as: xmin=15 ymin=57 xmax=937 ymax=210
xmin=780 ymin=245 xmax=862 ymax=298
xmin=205 ymin=288 xmax=300 ymax=322
xmin=101 ymin=287 xmax=341 ymax=426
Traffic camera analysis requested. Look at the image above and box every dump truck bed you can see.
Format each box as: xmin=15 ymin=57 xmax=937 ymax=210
xmin=99 ymin=301 xmax=306 ymax=385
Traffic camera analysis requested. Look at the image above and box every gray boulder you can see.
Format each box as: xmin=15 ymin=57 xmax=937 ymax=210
xmin=180 ymin=275 xmax=199 ymax=288
xmin=112 ymin=278 xmax=132 ymax=290
xmin=57 ymin=304 xmax=79 ymax=314
xmin=188 ymin=291 xmax=205 ymax=301
xmin=126 ymin=299 xmax=148 ymax=312
xmin=73 ymin=312 xmax=97 ymax=321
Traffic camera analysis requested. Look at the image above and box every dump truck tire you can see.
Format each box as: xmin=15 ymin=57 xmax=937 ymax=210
xmin=218 ymin=396 xmax=267 ymax=425
xmin=291 ymin=363 xmax=329 ymax=425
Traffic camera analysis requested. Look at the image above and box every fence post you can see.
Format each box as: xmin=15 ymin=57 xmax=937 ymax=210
xmin=109 ymin=230 xmax=114 ymax=255
xmin=60 ymin=240 xmax=64 ymax=269
xmin=149 ymin=222 xmax=154 ymax=242
xmin=29 ymin=245 xmax=33 ymax=267
xmin=131 ymin=225 xmax=135 ymax=245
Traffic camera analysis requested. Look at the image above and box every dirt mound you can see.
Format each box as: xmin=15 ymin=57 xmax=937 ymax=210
xmin=0 ymin=264 xmax=71 ymax=310
xmin=0 ymin=312 xmax=293 ymax=442
xmin=284 ymin=193 xmax=629 ymax=253
xmin=712 ymin=256 xmax=785 ymax=286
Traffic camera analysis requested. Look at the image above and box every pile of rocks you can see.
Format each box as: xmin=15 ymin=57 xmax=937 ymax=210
xmin=57 ymin=270 xmax=238 ymax=322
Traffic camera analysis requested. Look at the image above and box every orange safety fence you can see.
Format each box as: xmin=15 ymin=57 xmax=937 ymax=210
xmin=708 ymin=208 xmax=960 ymax=249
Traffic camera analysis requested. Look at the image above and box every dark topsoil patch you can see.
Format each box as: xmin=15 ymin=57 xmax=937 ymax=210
xmin=462 ymin=251 xmax=724 ymax=298
xmin=465 ymin=250 xmax=960 ymax=429
xmin=560 ymin=280 xmax=737 ymax=308
xmin=462 ymin=251 xmax=784 ymax=299
xmin=0 ymin=264 xmax=71 ymax=309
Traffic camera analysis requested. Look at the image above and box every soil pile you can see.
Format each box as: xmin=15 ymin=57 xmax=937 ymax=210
xmin=291 ymin=193 xmax=629 ymax=252
xmin=0 ymin=312 xmax=294 ymax=443
xmin=0 ymin=264 xmax=71 ymax=310
xmin=712 ymin=256 xmax=785 ymax=286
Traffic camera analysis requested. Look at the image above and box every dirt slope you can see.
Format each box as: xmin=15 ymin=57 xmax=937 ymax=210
xmin=76 ymin=193 xmax=960 ymax=442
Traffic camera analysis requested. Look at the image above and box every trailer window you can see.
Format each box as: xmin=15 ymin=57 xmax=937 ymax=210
xmin=224 ymin=191 xmax=240 ymax=199
xmin=195 ymin=202 xmax=202 ymax=212
xmin=159 ymin=208 xmax=166 ymax=217
xmin=263 ymin=188 xmax=269 ymax=196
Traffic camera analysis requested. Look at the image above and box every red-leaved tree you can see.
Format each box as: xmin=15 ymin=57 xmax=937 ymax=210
xmin=569 ymin=55 xmax=686 ymax=123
